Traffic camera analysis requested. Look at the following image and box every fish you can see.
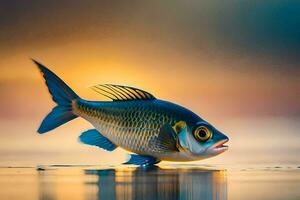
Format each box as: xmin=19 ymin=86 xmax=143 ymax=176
xmin=33 ymin=59 xmax=229 ymax=165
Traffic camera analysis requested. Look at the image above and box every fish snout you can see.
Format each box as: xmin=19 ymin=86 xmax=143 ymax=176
xmin=207 ymin=138 xmax=229 ymax=155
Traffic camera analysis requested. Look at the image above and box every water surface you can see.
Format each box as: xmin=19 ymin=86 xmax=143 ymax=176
xmin=0 ymin=165 xmax=299 ymax=200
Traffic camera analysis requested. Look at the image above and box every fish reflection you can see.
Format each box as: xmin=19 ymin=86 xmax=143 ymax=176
xmin=85 ymin=167 xmax=227 ymax=200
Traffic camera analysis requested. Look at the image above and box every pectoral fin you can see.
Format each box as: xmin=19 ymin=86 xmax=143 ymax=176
xmin=79 ymin=129 xmax=117 ymax=151
xmin=149 ymin=123 xmax=179 ymax=152
xmin=123 ymin=154 xmax=160 ymax=166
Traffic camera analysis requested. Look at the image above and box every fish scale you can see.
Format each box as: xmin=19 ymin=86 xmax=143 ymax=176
xmin=73 ymin=99 xmax=177 ymax=155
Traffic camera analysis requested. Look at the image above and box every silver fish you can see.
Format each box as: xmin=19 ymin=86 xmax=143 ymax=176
xmin=34 ymin=60 xmax=229 ymax=165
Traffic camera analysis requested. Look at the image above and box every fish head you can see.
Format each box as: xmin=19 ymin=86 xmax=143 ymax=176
xmin=176 ymin=121 xmax=229 ymax=159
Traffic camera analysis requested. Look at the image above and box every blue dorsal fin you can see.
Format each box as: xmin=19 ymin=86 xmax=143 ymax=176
xmin=123 ymin=154 xmax=160 ymax=166
xmin=79 ymin=129 xmax=117 ymax=151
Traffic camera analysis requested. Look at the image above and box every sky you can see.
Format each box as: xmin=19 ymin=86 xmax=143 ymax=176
xmin=0 ymin=0 xmax=299 ymax=166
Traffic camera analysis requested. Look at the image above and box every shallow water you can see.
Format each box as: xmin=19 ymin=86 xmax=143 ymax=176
xmin=0 ymin=165 xmax=299 ymax=200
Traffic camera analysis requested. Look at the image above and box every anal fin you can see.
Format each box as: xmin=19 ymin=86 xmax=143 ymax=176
xmin=79 ymin=129 xmax=117 ymax=151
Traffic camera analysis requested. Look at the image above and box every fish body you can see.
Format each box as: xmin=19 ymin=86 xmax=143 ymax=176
xmin=74 ymin=99 xmax=201 ymax=161
xmin=34 ymin=60 xmax=229 ymax=165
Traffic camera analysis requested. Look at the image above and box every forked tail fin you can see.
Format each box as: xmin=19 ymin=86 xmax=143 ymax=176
xmin=33 ymin=59 xmax=79 ymax=134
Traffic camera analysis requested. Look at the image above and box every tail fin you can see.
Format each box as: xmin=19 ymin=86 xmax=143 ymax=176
xmin=33 ymin=59 xmax=79 ymax=134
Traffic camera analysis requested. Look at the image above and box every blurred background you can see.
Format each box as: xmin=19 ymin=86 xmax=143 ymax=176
xmin=0 ymin=0 xmax=299 ymax=166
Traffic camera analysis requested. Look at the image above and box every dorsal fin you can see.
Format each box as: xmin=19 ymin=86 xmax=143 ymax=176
xmin=90 ymin=84 xmax=156 ymax=101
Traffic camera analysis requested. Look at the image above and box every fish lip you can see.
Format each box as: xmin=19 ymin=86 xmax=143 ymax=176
xmin=209 ymin=139 xmax=229 ymax=151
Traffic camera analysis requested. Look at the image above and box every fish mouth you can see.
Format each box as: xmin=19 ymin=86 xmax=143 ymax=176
xmin=208 ymin=139 xmax=229 ymax=153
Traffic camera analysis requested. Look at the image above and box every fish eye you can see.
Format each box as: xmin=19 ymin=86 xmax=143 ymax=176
xmin=194 ymin=126 xmax=212 ymax=142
